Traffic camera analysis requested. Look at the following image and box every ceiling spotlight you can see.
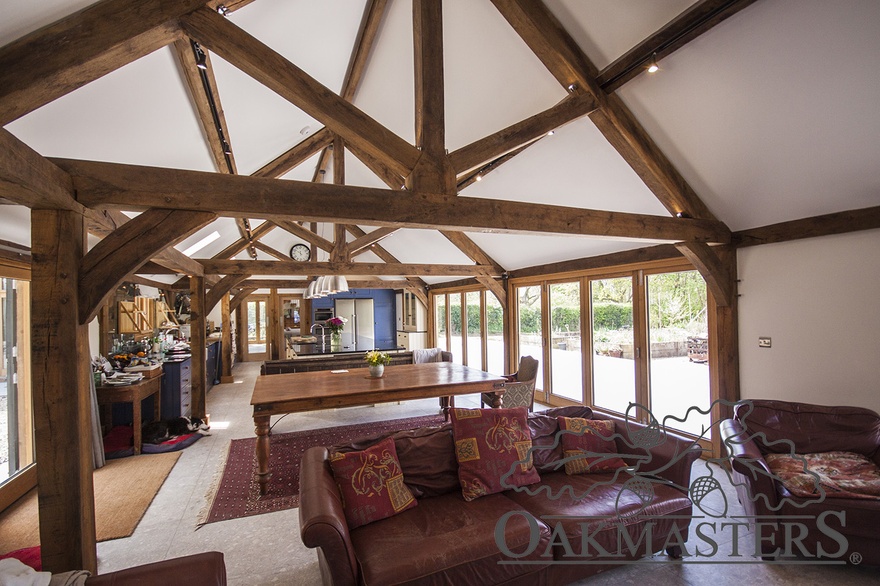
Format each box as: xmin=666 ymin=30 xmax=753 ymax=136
xmin=547 ymin=130 xmax=555 ymax=137
xmin=647 ymin=53 xmax=660 ymax=74
xmin=567 ymin=83 xmax=577 ymax=92
xmin=216 ymin=5 xmax=230 ymax=16
xmin=222 ymin=141 xmax=232 ymax=155
xmin=475 ymin=174 xmax=482 ymax=182
xmin=193 ymin=43 xmax=208 ymax=70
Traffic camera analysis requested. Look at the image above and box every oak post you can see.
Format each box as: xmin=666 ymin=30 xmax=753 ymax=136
xmin=708 ymin=246 xmax=739 ymax=457
xmin=220 ymin=293 xmax=234 ymax=383
xmin=189 ymin=275 xmax=207 ymax=418
xmin=31 ymin=209 xmax=96 ymax=573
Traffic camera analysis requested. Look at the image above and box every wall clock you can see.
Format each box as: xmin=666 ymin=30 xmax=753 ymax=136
xmin=289 ymin=244 xmax=311 ymax=261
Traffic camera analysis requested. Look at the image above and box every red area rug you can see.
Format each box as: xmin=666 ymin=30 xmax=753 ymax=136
xmin=200 ymin=414 xmax=445 ymax=525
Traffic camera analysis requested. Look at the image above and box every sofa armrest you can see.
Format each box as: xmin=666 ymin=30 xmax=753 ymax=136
xmin=86 ymin=552 xmax=226 ymax=586
xmin=719 ymin=418 xmax=778 ymax=515
xmin=299 ymin=447 xmax=358 ymax=586
xmin=599 ymin=414 xmax=700 ymax=490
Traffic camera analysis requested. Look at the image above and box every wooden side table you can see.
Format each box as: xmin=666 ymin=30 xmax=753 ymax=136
xmin=96 ymin=375 xmax=163 ymax=454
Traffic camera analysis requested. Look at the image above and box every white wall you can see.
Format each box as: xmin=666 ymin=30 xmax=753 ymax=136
xmin=737 ymin=228 xmax=880 ymax=412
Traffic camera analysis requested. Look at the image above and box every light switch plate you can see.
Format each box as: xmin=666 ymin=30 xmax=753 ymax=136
xmin=758 ymin=337 xmax=771 ymax=348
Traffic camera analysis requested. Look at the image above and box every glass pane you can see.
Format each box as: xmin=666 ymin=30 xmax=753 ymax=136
xmin=486 ymin=292 xmax=504 ymax=376
xmin=647 ymin=271 xmax=711 ymax=437
xmin=466 ymin=292 xmax=482 ymax=369
xmin=434 ymin=296 xmax=447 ymax=350
xmin=247 ymin=301 xmax=258 ymax=342
xmin=549 ymin=282 xmax=582 ymax=401
xmin=1 ymin=278 xmax=34 ymax=485
xmin=258 ymin=301 xmax=267 ymax=342
xmin=449 ymin=294 xmax=462 ymax=364
xmin=591 ymin=277 xmax=635 ymax=414
xmin=517 ymin=286 xmax=543 ymax=390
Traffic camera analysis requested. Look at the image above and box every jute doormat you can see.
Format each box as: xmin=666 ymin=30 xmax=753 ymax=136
xmin=200 ymin=414 xmax=445 ymax=525
xmin=0 ymin=451 xmax=181 ymax=554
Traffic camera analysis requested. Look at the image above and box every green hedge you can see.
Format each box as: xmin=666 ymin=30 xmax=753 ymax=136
xmin=446 ymin=301 xmax=631 ymax=335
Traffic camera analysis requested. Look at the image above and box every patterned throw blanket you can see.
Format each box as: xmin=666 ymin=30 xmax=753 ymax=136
xmin=765 ymin=450 xmax=880 ymax=500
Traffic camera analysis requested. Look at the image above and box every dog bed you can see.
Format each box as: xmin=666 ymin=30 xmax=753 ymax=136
xmin=103 ymin=425 xmax=204 ymax=459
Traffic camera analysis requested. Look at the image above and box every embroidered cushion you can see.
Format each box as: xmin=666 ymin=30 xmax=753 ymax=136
xmin=765 ymin=451 xmax=880 ymax=500
xmin=557 ymin=416 xmax=628 ymax=475
xmin=329 ymin=436 xmax=417 ymax=529
xmin=451 ymin=407 xmax=540 ymax=501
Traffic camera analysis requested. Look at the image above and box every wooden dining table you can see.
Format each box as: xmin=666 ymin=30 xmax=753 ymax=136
xmin=250 ymin=362 xmax=506 ymax=495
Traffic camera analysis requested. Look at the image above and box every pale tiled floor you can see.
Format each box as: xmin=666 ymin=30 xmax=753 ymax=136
xmin=94 ymin=362 xmax=880 ymax=585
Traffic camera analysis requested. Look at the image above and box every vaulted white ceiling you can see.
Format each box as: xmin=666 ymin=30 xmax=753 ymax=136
xmin=3 ymin=0 xmax=879 ymax=286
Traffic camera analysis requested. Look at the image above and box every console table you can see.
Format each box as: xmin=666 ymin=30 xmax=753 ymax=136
xmin=96 ymin=376 xmax=162 ymax=454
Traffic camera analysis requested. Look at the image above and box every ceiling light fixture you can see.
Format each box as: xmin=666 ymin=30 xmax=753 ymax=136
xmin=647 ymin=53 xmax=660 ymax=74
xmin=304 ymin=275 xmax=349 ymax=299
xmin=547 ymin=130 xmax=555 ymax=137
xmin=216 ymin=5 xmax=230 ymax=16
xmin=475 ymin=174 xmax=482 ymax=182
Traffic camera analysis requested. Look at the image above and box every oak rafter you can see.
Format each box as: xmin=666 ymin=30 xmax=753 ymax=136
xmin=180 ymin=7 xmax=420 ymax=178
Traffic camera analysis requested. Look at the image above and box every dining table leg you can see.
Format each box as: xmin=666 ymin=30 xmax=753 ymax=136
xmin=255 ymin=414 xmax=271 ymax=495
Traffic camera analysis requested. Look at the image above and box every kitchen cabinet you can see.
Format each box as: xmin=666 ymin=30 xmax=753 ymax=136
xmin=401 ymin=290 xmax=427 ymax=332
xmin=397 ymin=330 xmax=427 ymax=351
xmin=161 ymin=357 xmax=192 ymax=420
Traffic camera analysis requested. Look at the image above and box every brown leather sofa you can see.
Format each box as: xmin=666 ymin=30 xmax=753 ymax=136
xmin=720 ymin=399 xmax=880 ymax=565
xmin=86 ymin=552 xmax=226 ymax=585
xmin=300 ymin=406 xmax=700 ymax=585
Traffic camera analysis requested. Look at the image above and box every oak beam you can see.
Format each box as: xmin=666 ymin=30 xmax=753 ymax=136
xmin=31 ymin=210 xmax=96 ymax=573
xmin=79 ymin=209 xmax=216 ymax=323
xmin=235 ymin=218 xmax=259 ymax=260
xmin=675 ymin=242 xmax=734 ymax=307
xmin=230 ymin=287 xmax=256 ymax=313
xmin=476 ymin=276 xmax=507 ymax=307
xmin=341 ymin=0 xmax=389 ymax=102
xmin=440 ymin=231 xmax=505 ymax=275
xmin=270 ymin=219 xmax=335 ymax=252
xmin=344 ymin=224 xmax=429 ymax=303
xmin=508 ymin=243 xmax=683 ymax=280
xmin=732 ymin=205 xmax=880 ymax=248
xmin=205 ymin=273 xmax=250 ymax=314
xmin=251 ymin=128 xmax=332 ymax=179
xmin=212 ymin=221 xmax=276 ymax=260
xmin=60 ymin=159 xmax=730 ymax=242
xmin=449 ymin=93 xmax=596 ymax=174
xmin=253 ymin=241 xmax=290 ymax=262
xmin=239 ymin=278 xmax=413 ymax=290
xmin=199 ymin=260 xmax=497 ymax=277
xmin=0 ymin=0 xmax=202 ymax=126
xmin=490 ymin=0 xmax=719 ymax=222
xmin=347 ymin=227 xmax=399 ymax=257
xmin=180 ymin=7 xmax=420 ymax=177
xmin=598 ymin=0 xmax=759 ymax=92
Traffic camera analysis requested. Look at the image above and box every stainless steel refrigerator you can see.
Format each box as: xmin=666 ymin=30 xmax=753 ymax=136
xmin=334 ymin=298 xmax=375 ymax=351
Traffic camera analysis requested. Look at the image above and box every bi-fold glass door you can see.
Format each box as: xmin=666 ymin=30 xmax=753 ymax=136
xmin=1 ymin=276 xmax=33 ymax=487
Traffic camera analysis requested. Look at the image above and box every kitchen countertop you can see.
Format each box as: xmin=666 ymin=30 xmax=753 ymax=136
xmin=290 ymin=343 xmax=405 ymax=357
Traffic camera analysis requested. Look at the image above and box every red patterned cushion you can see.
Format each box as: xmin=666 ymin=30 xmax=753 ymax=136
xmin=765 ymin=451 xmax=880 ymax=500
xmin=451 ymin=407 xmax=540 ymax=501
xmin=557 ymin=417 xmax=627 ymax=475
xmin=329 ymin=436 xmax=417 ymax=529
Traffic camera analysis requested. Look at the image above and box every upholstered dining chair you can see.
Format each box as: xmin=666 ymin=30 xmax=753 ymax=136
xmin=482 ymin=355 xmax=539 ymax=411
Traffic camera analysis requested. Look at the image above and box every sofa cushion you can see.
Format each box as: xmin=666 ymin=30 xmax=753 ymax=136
xmin=766 ymin=451 xmax=880 ymax=500
xmin=451 ymin=407 xmax=540 ymax=501
xmin=329 ymin=436 xmax=417 ymax=529
xmin=504 ymin=472 xmax=693 ymax=561
xmin=350 ymin=492 xmax=551 ymax=586
xmin=558 ymin=417 xmax=628 ymax=475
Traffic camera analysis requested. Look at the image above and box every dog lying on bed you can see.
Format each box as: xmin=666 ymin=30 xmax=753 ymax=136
xmin=142 ymin=416 xmax=210 ymax=445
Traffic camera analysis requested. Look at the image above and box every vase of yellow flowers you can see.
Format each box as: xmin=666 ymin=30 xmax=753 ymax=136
xmin=364 ymin=350 xmax=391 ymax=378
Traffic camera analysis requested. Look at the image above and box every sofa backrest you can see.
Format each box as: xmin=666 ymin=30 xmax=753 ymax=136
xmin=332 ymin=405 xmax=595 ymax=498
xmin=733 ymin=399 xmax=880 ymax=457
